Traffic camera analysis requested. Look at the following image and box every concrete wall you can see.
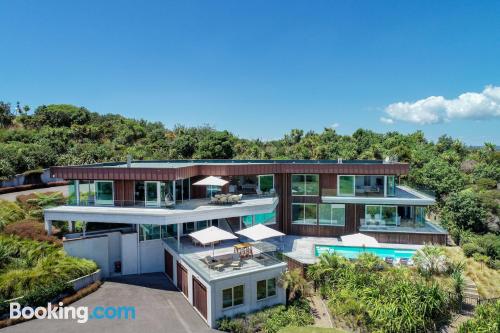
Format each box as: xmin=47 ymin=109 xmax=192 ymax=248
xmin=64 ymin=235 xmax=110 ymax=277
xmin=210 ymin=266 xmax=287 ymax=325
xmin=139 ymin=239 xmax=164 ymax=273
xmin=106 ymin=231 xmax=122 ymax=275
xmin=121 ymin=233 xmax=139 ymax=275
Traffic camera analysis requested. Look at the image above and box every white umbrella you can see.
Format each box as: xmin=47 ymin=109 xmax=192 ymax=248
xmin=193 ymin=176 xmax=228 ymax=187
xmin=189 ymin=226 xmax=237 ymax=257
xmin=235 ymin=224 xmax=285 ymax=241
xmin=341 ymin=233 xmax=379 ymax=247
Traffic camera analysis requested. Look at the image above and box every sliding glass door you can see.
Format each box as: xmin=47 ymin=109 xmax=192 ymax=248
xmin=145 ymin=181 xmax=160 ymax=207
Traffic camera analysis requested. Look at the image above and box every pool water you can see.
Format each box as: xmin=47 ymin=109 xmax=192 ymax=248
xmin=314 ymin=245 xmax=416 ymax=260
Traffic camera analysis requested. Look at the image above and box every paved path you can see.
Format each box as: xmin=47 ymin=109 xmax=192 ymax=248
xmin=2 ymin=273 xmax=217 ymax=333
xmin=0 ymin=185 xmax=68 ymax=202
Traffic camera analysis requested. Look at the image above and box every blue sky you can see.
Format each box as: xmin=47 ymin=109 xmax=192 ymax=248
xmin=1 ymin=0 xmax=499 ymax=145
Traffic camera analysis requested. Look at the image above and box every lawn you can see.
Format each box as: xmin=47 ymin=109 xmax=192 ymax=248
xmin=444 ymin=246 xmax=500 ymax=298
xmin=279 ymin=327 xmax=346 ymax=333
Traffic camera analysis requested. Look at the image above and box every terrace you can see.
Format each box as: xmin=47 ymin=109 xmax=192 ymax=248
xmin=164 ymin=236 xmax=285 ymax=281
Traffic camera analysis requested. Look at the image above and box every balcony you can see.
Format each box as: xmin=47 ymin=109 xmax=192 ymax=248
xmin=44 ymin=195 xmax=279 ymax=225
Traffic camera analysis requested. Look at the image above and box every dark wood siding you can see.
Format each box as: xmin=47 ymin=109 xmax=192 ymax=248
xmin=164 ymin=250 xmax=173 ymax=280
xmin=114 ymin=180 xmax=134 ymax=205
xmin=362 ymin=231 xmax=447 ymax=245
xmin=192 ymin=277 xmax=207 ymax=319
xmin=320 ymin=174 xmax=337 ymax=196
xmin=176 ymin=262 xmax=188 ymax=297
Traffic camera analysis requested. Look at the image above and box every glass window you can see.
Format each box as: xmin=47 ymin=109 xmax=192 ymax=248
xmin=366 ymin=205 xmax=381 ymax=222
xmin=183 ymin=222 xmax=195 ymax=234
xmin=338 ymin=176 xmax=355 ymax=196
xmin=387 ymin=176 xmax=396 ymax=197
xmin=139 ymin=224 xmax=161 ymax=241
xmin=223 ymin=285 xmax=244 ymax=308
xmin=382 ymin=206 xmax=397 ymax=225
xmin=319 ymin=204 xmax=345 ymax=226
xmin=145 ymin=181 xmax=159 ymax=207
xmin=244 ymin=210 xmax=277 ymax=227
xmin=292 ymin=203 xmax=317 ymax=224
xmin=135 ymin=181 xmax=145 ymax=206
xmin=257 ymin=280 xmax=267 ymax=300
xmin=68 ymin=180 xmax=78 ymax=205
xmin=305 ymin=174 xmax=319 ymax=195
xmin=257 ymin=278 xmax=276 ymax=300
xmin=291 ymin=174 xmax=319 ymax=196
xmin=415 ymin=207 xmax=426 ymax=226
xmin=258 ymin=175 xmax=274 ymax=193
xmin=291 ymin=174 xmax=305 ymax=195
xmin=78 ymin=180 xmax=95 ymax=205
xmin=197 ymin=221 xmax=208 ymax=230
xmin=161 ymin=224 xmax=177 ymax=239
xmin=95 ymin=181 xmax=113 ymax=205
xmin=222 ymin=288 xmax=233 ymax=309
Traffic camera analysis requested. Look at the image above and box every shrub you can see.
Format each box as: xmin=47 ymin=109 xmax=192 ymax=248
xmin=462 ymin=243 xmax=484 ymax=257
xmin=2 ymin=220 xmax=61 ymax=244
xmin=413 ymin=245 xmax=448 ymax=276
xmin=458 ymin=300 xmax=500 ymax=333
xmin=0 ymin=200 xmax=25 ymax=230
xmin=217 ymin=300 xmax=314 ymax=333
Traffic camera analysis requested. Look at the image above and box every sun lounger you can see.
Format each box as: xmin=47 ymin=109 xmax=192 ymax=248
xmin=385 ymin=257 xmax=394 ymax=265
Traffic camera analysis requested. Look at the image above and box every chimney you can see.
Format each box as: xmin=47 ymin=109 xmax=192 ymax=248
xmin=126 ymin=155 xmax=132 ymax=168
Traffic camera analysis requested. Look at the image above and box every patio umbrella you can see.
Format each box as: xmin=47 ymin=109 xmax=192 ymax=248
xmin=340 ymin=233 xmax=379 ymax=247
xmin=189 ymin=226 xmax=237 ymax=257
xmin=235 ymin=224 xmax=284 ymax=241
xmin=193 ymin=176 xmax=229 ymax=197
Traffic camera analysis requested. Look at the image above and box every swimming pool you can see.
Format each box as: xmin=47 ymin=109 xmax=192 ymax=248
xmin=314 ymin=244 xmax=416 ymax=260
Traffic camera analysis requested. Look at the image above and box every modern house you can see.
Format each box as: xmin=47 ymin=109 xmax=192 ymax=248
xmin=44 ymin=159 xmax=446 ymax=327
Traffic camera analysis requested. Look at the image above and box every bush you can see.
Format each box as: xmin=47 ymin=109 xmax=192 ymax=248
xmin=0 ymin=201 xmax=25 ymax=230
xmin=458 ymin=300 xmax=500 ymax=333
xmin=217 ymin=300 xmax=314 ymax=333
xmin=462 ymin=243 xmax=484 ymax=257
xmin=3 ymin=220 xmax=61 ymax=244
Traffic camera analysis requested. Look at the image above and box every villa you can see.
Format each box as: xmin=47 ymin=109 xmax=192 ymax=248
xmin=43 ymin=159 xmax=446 ymax=327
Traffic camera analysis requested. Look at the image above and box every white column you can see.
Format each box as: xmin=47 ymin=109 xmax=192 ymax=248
xmin=384 ymin=176 xmax=387 ymax=197
xmin=44 ymin=218 xmax=52 ymax=236
xmin=75 ymin=180 xmax=80 ymax=205
xmin=68 ymin=221 xmax=74 ymax=232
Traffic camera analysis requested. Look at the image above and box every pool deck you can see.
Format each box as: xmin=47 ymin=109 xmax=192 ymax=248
xmin=280 ymin=236 xmax=423 ymax=265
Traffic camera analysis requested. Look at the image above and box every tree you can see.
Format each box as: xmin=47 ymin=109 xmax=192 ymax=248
xmin=278 ymin=269 xmax=312 ymax=303
xmin=194 ymin=130 xmax=235 ymax=159
xmin=0 ymin=101 xmax=14 ymax=128
xmin=441 ymin=189 xmax=488 ymax=233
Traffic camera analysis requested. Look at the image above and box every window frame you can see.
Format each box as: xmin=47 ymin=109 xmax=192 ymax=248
xmin=222 ymin=285 xmax=244 ymax=309
xmin=256 ymin=278 xmax=277 ymax=301
xmin=292 ymin=203 xmax=318 ymax=225
xmin=94 ymin=180 xmax=114 ymax=206
xmin=291 ymin=174 xmax=319 ymax=196
xmin=318 ymin=203 xmax=346 ymax=226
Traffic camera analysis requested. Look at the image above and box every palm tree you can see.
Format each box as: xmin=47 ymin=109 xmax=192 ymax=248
xmin=278 ymin=269 xmax=312 ymax=303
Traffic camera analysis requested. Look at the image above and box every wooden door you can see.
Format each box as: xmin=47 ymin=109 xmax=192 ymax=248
xmin=176 ymin=262 xmax=188 ymax=297
xmin=164 ymin=250 xmax=173 ymax=280
xmin=192 ymin=277 xmax=207 ymax=319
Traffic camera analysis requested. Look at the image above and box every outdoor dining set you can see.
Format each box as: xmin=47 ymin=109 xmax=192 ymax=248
xmin=210 ymin=193 xmax=243 ymax=205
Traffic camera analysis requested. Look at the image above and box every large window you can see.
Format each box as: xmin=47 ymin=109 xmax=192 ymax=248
xmin=365 ymin=205 xmax=397 ymax=226
xmin=258 ymin=175 xmax=274 ymax=193
xmin=292 ymin=203 xmax=317 ymax=225
xmin=222 ymin=285 xmax=244 ymax=309
xmin=257 ymin=278 xmax=277 ymax=300
xmin=338 ymin=176 xmax=355 ymax=196
xmin=387 ymin=176 xmax=396 ymax=197
xmin=319 ymin=204 xmax=345 ymax=226
xmin=140 ymin=224 xmax=177 ymax=241
xmin=95 ymin=181 xmax=113 ymax=205
xmin=243 ymin=210 xmax=276 ymax=227
xmin=68 ymin=180 xmax=78 ymax=205
xmin=291 ymin=174 xmax=319 ymax=196
xmin=415 ymin=207 xmax=426 ymax=226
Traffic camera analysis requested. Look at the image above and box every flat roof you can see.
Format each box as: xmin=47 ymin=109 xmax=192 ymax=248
xmin=72 ymin=159 xmax=394 ymax=169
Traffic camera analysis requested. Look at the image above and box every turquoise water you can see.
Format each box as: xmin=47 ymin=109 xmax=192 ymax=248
xmin=314 ymin=245 xmax=416 ymax=260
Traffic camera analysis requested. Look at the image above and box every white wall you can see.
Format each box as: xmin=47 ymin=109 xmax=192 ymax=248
xmin=121 ymin=233 xmax=138 ymax=275
xmin=139 ymin=239 xmax=164 ymax=273
xmin=106 ymin=232 xmax=122 ymax=275
xmin=64 ymin=236 xmax=110 ymax=277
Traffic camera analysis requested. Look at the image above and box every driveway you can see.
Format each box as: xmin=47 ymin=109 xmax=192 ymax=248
xmin=0 ymin=185 xmax=69 ymax=202
xmin=2 ymin=273 xmax=218 ymax=333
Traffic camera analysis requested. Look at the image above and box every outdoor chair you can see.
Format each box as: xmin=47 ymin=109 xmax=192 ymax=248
xmin=230 ymin=254 xmax=241 ymax=270
xmin=385 ymin=257 xmax=394 ymax=265
xmin=399 ymin=258 xmax=409 ymax=266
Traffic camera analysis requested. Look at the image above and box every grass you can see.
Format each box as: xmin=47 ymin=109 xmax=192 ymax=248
xmin=279 ymin=327 xmax=346 ymax=333
xmin=444 ymin=246 xmax=500 ymax=298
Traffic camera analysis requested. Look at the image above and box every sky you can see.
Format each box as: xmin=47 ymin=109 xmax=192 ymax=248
xmin=0 ymin=0 xmax=499 ymax=145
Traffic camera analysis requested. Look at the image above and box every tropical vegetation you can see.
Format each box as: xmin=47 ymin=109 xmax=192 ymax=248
xmin=458 ymin=300 xmax=500 ymax=333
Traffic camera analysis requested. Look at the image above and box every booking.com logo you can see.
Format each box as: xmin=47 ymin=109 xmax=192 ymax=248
xmin=10 ymin=302 xmax=136 ymax=323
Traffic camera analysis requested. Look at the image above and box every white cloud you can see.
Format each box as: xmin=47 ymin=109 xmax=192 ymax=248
xmin=380 ymin=117 xmax=394 ymax=124
xmin=382 ymin=85 xmax=500 ymax=124
xmin=331 ymin=123 xmax=340 ymax=128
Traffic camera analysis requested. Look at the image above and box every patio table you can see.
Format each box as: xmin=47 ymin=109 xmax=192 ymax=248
xmin=234 ymin=242 xmax=253 ymax=259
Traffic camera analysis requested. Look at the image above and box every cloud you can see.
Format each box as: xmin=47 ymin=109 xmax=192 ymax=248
xmin=380 ymin=117 xmax=394 ymax=124
xmin=331 ymin=123 xmax=340 ymax=128
xmin=382 ymin=85 xmax=500 ymax=124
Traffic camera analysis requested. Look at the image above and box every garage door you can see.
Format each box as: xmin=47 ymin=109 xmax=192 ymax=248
xmin=192 ymin=277 xmax=207 ymax=319
xmin=164 ymin=250 xmax=173 ymax=280
xmin=176 ymin=262 xmax=188 ymax=297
